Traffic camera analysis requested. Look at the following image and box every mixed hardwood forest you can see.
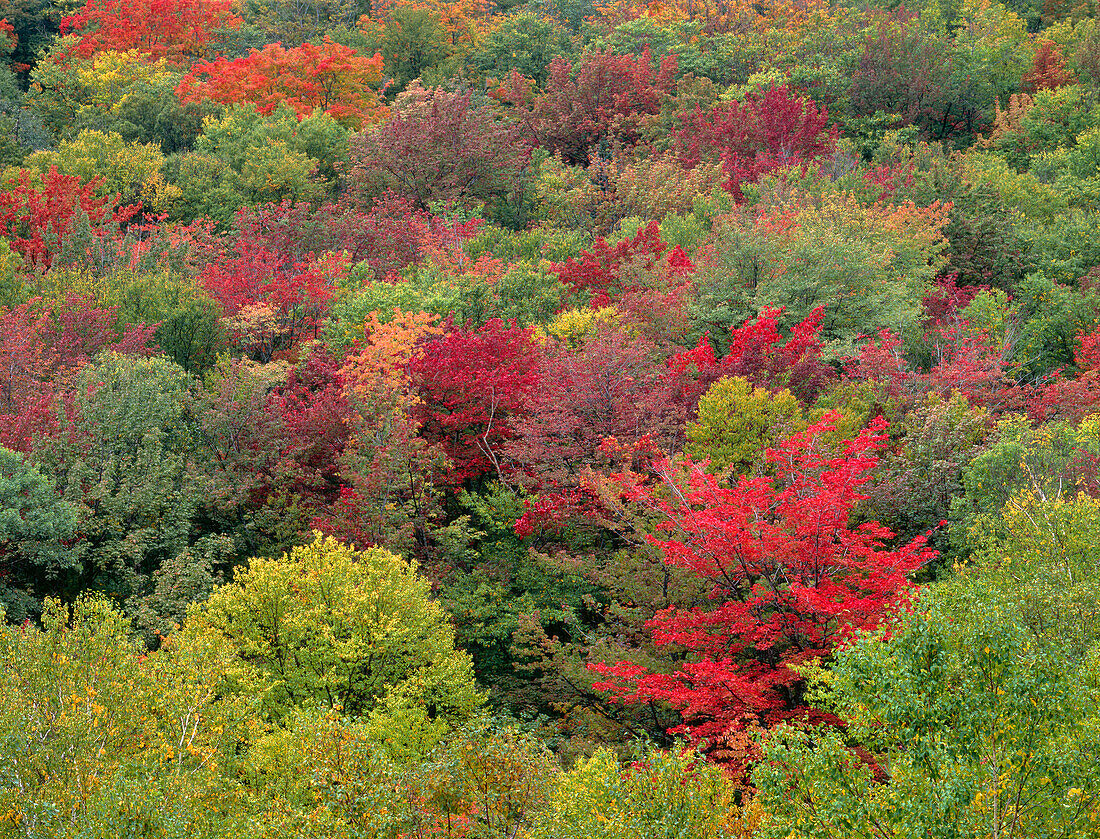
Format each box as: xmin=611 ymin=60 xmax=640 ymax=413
xmin=0 ymin=0 xmax=1099 ymax=833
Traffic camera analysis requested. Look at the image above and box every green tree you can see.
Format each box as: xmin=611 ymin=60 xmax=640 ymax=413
xmin=949 ymin=413 xmax=1100 ymax=551
xmin=756 ymin=482 xmax=1100 ymax=838
xmin=0 ymin=596 xmax=252 ymax=837
xmin=165 ymin=103 xmax=347 ymax=225
xmin=533 ymin=745 xmax=753 ymax=839
xmin=27 ymin=47 xmax=210 ymax=150
xmin=32 ymin=352 xmax=216 ymax=631
xmin=692 ymin=191 xmax=949 ymax=357
xmin=0 ymin=447 xmax=78 ymax=621
xmin=467 ymin=10 xmax=573 ymax=86
xmin=756 ymin=579 xmax=1100 ymax=838
xmin=864 ymin=392 xmax=990 ymax=562
xmin=24 ymin=128 xmax=180 ymax=211
xmin=379 ymin=5 xmax=450 ymax=94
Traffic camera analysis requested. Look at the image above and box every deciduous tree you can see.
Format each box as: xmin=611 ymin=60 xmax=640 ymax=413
xmin=59 ymin=0 xmax=240 ymax=64
xmin=591 ymin=416 xmax=934 ymax=771
xmin=176 ymin=37 xmax=387 ymax=129
xmin=346 ymin=83 xmax=530 ymax=210
xmin=181 ymin=533 xmax=485 ymax=724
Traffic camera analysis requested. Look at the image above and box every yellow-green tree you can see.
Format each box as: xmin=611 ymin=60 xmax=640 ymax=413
xmin=686 ymin=376 xmax=806 ymax=476
xmin=0 ymin=597 xmax=251 ymax=838
xmin=27 ymin=48 xmax=211 ymax=151
xmin=756 ymin=518 xmax=1100 ymax=839
xmin=24 ymin=128 xmax=180 ymax=211
xmin=533 ymin=745 xmax=755 ymax=839
xmin=181 ymin=533 xmax=484 ymax=732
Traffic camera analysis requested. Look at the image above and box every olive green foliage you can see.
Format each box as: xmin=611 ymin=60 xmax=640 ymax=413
xmin=182 ymin=533 xmax=484 ymax=736
xmin=865 ymin=392 xmax=989 ymax=560
xmin=0 ymin=597 xmax=251 ymax=838
xmin=0 ymin=238 xmax=29 ymax=308
xmin=692 ymin=192 xmax=946 ymax=357
xmin=464 ymin=222 xmax=593 ymax=265
xmin=440 ymin=484 xmax=598 ymax=707
xmin=0 ymin=548 xmax=544 ymax=838
xmin=993 ymin=85 xmax=1100 ymax=169
xmin=28 ymin=353 xmax=216 ymax=632
xmin=950 ymin=413 xmax=1100 ymax=549
xmin=34 ymin=267 xmax=224 ymax=371
xmin=99 ymin=269 xmax=224 ymax=372
xmin=327 ymin=258 xmax=565 ymax=350
xmin=686 ymin=376 xmax=806 ymax=476
xmin=1010 ymin=273 xmax=1100 ymax=378
xmin=533 ymin=745 xmax=751 ymax=839
xmin=468 ymin=11 xmax=574 ymax=86
xmin=0 ymin=65 xmax=47 ymax=166
xmin=379 ymin=5 xmax=451 ymax=93
xmin=986 ymin=489 xmax=1100 ymax=659
xmin=758 ymin=465 xmax=1100 ymax=838
xmin=27 ymin=47 xmax=210 ymax=150
xmin=247 ymin=715 xmax=556 ymax=838
xmin=243 ymin=0 xmax=365 ymax=47
xmin=24 ymin=128 xmax=180 ymax=211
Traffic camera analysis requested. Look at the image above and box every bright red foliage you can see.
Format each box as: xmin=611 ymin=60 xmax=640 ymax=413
xmin=200 ymin=235 xmax=343 ymax=361
xmin=1027 ymin=325 xmax=1100 ymax=423
xmin=552 ymin=220 xmax=667 ymax=308
xmin=590 ymin=415 xmax=934 ymax=761
xmin=921 ymin=272 xmax=989 ymax=328
xmin=676 ymin=86 xmax=836 ymax=199
xmin=0 ymin=168 xmax=140 ymax=271
xmin=669 ymin=307 xmax=835 ymax=406
xmin=412 ymin=319 xmax=542 ymax=486
xmin=846 ymin=323 xmax=1023 ymax=415
xmin=0 ymin=19 xmax=15 ymax=62
xmin=60 ymin=0 xmax=240 ymax=64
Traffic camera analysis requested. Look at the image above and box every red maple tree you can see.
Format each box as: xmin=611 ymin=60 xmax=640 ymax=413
xmin=552 ymin=219 xmax=668 ymax=308
xmin=200 ymin=235 xmax=343 ymax=361
xmin=670 ymin=306 xmax=835 ymax=406
xmin=412 ymin=318 xmax=542 ymax=486
xmin=60 ymin=0 xmax=240 ymax=64
xmin=1021 ymin=40 xmax=1076 ymax=94
xmin=503 ymin=47 xmax=677 ymax=164
xmin=591 ymin=415 xmax=934 ymax=765
xmin=677 ymin=85 xmax=836 ymax=199
xmin=0 ymin=168 xmax=140 ymax=271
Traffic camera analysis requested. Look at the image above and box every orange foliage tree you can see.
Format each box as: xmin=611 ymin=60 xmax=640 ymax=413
xmin=177 ymin=37 xmax=388 ymax=129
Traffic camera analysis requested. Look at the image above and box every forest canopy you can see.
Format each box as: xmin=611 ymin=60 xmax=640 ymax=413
xmin=0 ymin=0 xmax=1099 ymax=832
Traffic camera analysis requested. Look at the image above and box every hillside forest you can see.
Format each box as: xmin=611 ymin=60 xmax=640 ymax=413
xmin=0 ymin=0 xmax=1098 ymax=833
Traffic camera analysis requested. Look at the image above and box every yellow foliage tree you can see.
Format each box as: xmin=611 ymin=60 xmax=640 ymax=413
xmin=24 ymin=129 xmax=180 ymax=211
